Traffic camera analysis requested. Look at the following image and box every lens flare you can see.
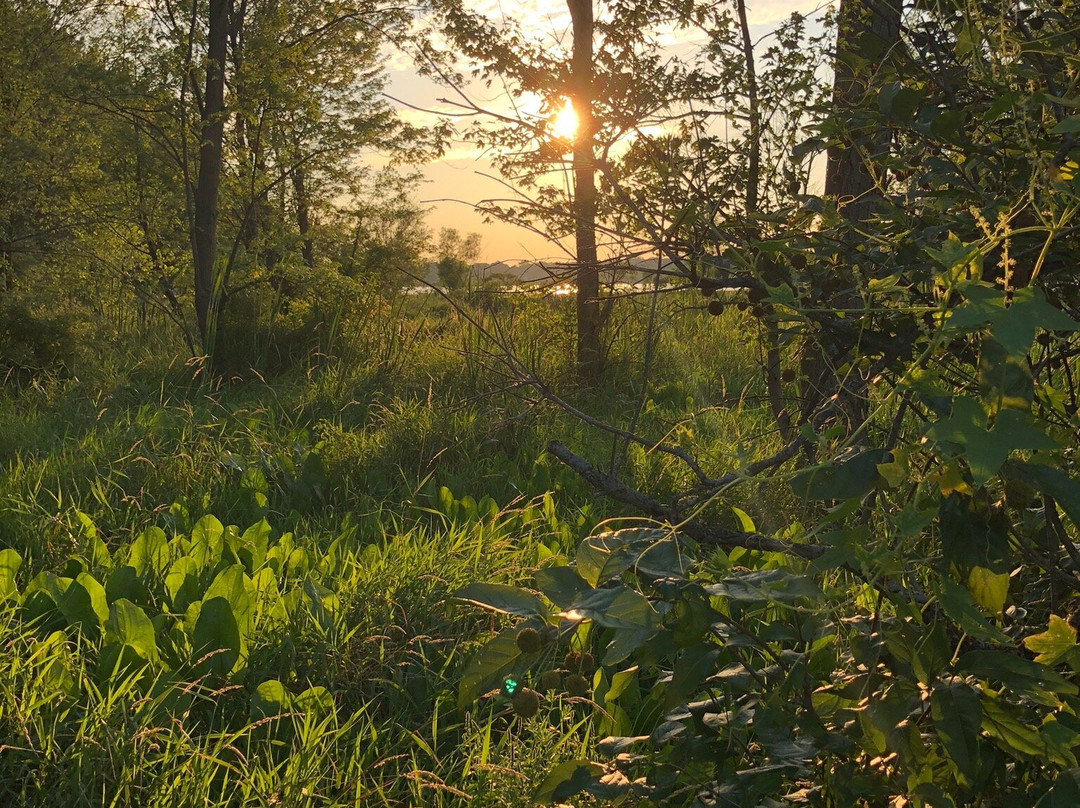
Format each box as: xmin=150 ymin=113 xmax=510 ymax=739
xmin=549 ymin=99 xmax=578 ymax=142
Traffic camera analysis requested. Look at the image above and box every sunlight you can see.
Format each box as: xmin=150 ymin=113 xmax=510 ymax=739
xmin=549 ymin=98 xmax=578 ymax=142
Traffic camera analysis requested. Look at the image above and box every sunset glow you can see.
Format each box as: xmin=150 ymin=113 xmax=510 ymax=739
xmin=549 ymin=98 xmax=578 ymax=142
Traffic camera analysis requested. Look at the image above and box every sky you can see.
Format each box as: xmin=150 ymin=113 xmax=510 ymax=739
xmin=381 ymin=0 xmax=830 ymax=262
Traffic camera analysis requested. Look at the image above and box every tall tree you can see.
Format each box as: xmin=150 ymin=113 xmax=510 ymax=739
xmin=567 ymin=0 xmax=601 ymax=380
xmin=192 ymin=0 xmax=231 ymax=348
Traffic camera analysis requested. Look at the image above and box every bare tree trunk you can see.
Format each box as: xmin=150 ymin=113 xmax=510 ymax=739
xmin=736 ymin=0 xmax=794 ymax=440
xmin=192 ymin=0 xmax=231 ymax=352
xmin=568 ymin=0 xmax=601 ymax=381
xmin=736 ymin=0 xmax=759 ymax=217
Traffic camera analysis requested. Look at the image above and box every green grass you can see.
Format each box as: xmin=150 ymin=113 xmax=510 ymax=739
xmin=0 ymin=290 xmax=792 ymax=806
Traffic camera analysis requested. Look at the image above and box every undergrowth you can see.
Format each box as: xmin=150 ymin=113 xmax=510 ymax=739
xmin=0 ymin=292 xmax=786 ymax=806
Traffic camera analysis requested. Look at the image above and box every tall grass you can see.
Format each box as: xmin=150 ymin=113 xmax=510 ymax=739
xmin=0 ymin=289 xmax=794 ymax=805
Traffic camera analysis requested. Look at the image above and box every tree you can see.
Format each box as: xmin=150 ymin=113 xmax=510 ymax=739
xmin=191 ymin=0 xmax=230 ymax=349
xmin=435 ymin=227 xmax=480 ymax=291
xmin=455 ymin=1 xmax=1080 ymax=805
xmin=824 ymin=0 xmax=902 ymax=223
xmin=425 ymin=0 xmax=718 ymax=380
xmin=92 ymin=0 xmax=430 ymax=363
xmin=567 ymin=0 xmax=601 ymax=381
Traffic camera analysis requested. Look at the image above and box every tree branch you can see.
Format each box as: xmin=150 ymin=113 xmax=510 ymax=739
xmin=546 ymin=440 xmax=825 ymax=560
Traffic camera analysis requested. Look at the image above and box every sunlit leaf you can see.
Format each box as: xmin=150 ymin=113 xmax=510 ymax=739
xmin=454 ymin=582 xmax=549 ymax=619
xmin=1024 ymin=615 xmax=1078 ymax=667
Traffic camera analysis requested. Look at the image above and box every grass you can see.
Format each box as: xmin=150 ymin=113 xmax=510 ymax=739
xmin=0 ymin=290 xmax=795 ymax=806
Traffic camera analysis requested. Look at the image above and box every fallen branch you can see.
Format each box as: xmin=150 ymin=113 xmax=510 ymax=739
xmin=547 ymin=440 xmax=826 ymax=560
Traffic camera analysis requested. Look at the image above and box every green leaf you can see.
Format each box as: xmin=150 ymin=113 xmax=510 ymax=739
xmin=86 ymin=534 xmax=112 ymax=571
xmin=302 ymin=579 xmax=338 ymax=631
xmin=1039 ymin=769 xmax=1080 ymax=808
xmin=1018 ymin=464 xmax=1080 ymax=529
xmin=533 ymin=761 xmax=605 ymax=804
xmin=937 ymin=578 xmax=1011 ymax=644
xmin=575 ymin=537 xmax=609 ymax=586
xmin=0 ymin=548 xmax=21 ymax=601
xmin=671 ymin=588 xmax=716 ymax=647
xmin=193 ymin=596 xmax=242 ymax=676
xmin=104 ymin=565 xmax=149 ymax=606
xmin=165 ymin=556 xmax=201 ymax=612
xmin=602 ymin=628 xmax=656 ymax=666
xmin=732 ymin=507 xmax=755 ymax=533
xmin=878 ymin=81 xmax=922 ymax=121
xmin=1024 ymin=615 xmax=1078 ymax=667
xmin=790 ymin=449 xmax=889 ymax=500
xmin=927 ymin=232 xmax=975 ymax=271
xmin=567 ymin=586 xmax=658 ymax=630
xmin=967 ymin=567 xmax=1009 ymax=618
xmin=925 ymin=398 xmax=1057 ymax=484
xmin=128 ymin=526 xmax=170 ymax=578
xmin=938 ymin=495 xmax=1012 ymax=571
xmin=190 ymin=514 xmax=224 ymax=569
xmin=930 ymin=109 xmax=966 ymax=140
xmin=706 ymin=569 xmax=821 ymax=604
xmin=237 ymin=519 xmax=270 ymax=573
xmin=105 ymin=598 xmax=159 ymax=664
xmin=932 ymin=683 xmax=983 ymax=785
xmin=294 ymin=686 xmax=333 ymax=716
xmin=534 ymin=566 xmax=591 ymax=609
xmin=666 ymin=645 xmax=719 ymax=710
xmin=21 ymin=572 xmax=71 ymax=627
xmin=1052 ymin=116 xmax=1080 ymax=134
xmin=948 ymin=286 xmax=1078 ymax=358
xmin=454 ymin=582 xmax=549 ymax=619
xmin=575 ymin=529 xmax=688 ymax=585
xmin=59 ymin=572 xmax=109 ymax=637
xmin=978 ymin=338 xmax=1033 ymax=412
xmin=957 ymin=650 xmax=1077 ymax=696
xmin=203 ymin=564 xmax=253 ymax=636
xmin=250 ymin=679 xmax=291 ymax=720
xmin=981 ymin=696 xmax=1050 ymax=758
xmin=458 ymin=623 xmax=527 ymax=707
xmin=606 ymin=665 xmax=639 ymax=704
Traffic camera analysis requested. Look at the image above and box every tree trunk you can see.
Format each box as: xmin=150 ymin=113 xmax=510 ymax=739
xmin=192 ymin=0 xmax=231 ymax=351
xmin=568 ymin=0 xmax=601 ymax=381
xmin=824 ymin=0 xmax=901 ymax=222
xmin=807 ymin=0 xmax=901 ymax=433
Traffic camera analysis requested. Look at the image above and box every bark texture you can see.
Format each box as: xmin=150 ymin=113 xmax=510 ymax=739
xmin=824 ymin=0 xmax=902 ymax=222
xmin=193 ymin=0 xmax=231 ymax=349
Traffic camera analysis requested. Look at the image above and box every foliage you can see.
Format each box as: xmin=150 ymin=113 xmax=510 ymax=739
xmin=0 ymin=0 xmax=436 ymax=370
xmin=436 ymin=227 xmax=482 ymax=292
xmin=449 ymin=2 xmax=1080 ymax=807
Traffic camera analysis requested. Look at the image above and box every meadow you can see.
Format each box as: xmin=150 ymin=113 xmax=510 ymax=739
xmin=0 ymin=291 xmax=784 ymax=807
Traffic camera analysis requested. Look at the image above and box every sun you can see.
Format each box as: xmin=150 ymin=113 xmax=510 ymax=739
xmin=549 ymin=98 xmax=578 ymax=142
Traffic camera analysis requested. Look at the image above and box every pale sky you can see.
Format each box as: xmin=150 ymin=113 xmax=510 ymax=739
xmin=382 ymin=0 xmax=830 ymax=262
